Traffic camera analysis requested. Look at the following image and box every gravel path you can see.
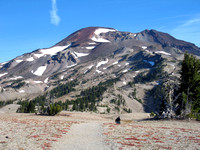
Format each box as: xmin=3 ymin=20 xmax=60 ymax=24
xmin=52 ymin=122 xmax=111 ymax=150
xmin=0 ymin=106 xmax=199 ymax=150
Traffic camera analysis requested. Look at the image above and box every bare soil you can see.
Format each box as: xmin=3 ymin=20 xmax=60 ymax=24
xmin=0 ymin=105 xmax=199 ymax=150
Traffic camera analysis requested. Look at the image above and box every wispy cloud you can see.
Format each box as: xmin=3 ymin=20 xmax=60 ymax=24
xmin=50 ymin=0 xmax=60 ymax=26
xmin=182 ymin=18 xmax=200 ymax=27
xmin=170 ymin=15 xmax=200 ymax=46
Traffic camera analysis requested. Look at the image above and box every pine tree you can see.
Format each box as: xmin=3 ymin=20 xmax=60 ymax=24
xmin=47 ymin=103 xmax=62 ymax=115
xmin=65 ymin=100 xmax=69 ymax=110
xmin=89 ymin=102 xmax=95 ymax=111
xmin=72 ymin=102 xmax=78 ymax=111
xmin=176 ymin=52 xmax=200 ymax=116
xmin=27 ymin=101 xmax=35 ymax=113
xmin=85 ymin=100 xmax=88 ymax=109
xmin=107 ymin=107 xmax=110 ymax=113
xmin=79 ymin=100 xmax=84 ymax=111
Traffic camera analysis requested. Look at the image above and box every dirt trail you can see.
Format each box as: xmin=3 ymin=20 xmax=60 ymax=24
xmin=52 ymin=122 xmax=111 ymax=150
xmin=1 ymin=107 xmax=198 ymax=150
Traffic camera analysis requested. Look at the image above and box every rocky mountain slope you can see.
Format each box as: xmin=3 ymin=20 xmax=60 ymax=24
xmin=0 ymin=27 xmax=200 ymax=114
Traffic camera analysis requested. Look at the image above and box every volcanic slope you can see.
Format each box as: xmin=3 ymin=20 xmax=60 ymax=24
xmin=0 ymin=27 xmax=199 ymax=113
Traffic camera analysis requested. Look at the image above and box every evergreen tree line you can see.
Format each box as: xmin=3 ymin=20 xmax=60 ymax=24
xmin=17 ymin=101 xmax=35 ymax=113
xmin=134 ymin=59 xmax=166 ymax=83
xmin=17 ymin=100 xmax=62 ymax=115
xmin=175 ymin=52 xmax=200 ymax=118
xmin=50 ymin=79 xmax=78 ymax=98
xmin=0 ymin=100 xmax=14 ymax=108
xmin=69 ymin=78 xmax=120 ymax=112
xmin=110 ymin=94 xmax=126 ymax=106
xmin=12 ymin=81 xmax=25 ymax=89
xmin=32 ymin=95 xmax=46 ymax=106
xmin=3 ymin=79 xmax=25 ymax=89
xmin=17 ymin=80 xmax=78 ymax=115
xmin=16 ymin=78 xmax=119 ymax=114
xmin=47 ymin=103 xmax=62 ymax=116
xmin=152 ymin=52 xmax=200 ymax=119
xmin=146 ymin=84 xmax=168 ymax=114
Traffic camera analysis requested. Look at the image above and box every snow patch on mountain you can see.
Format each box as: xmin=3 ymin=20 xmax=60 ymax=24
xmin=122 ymin=69 xmax=128 ymax=73
xmin=44 ymin=78 xmax=49 ymax=83
xmin=26 ymin=57 xmax=34 ymax=62
xmin=88 ymin=42 xmax=96 ymax=45
xmin=74 ymin=51 xmax=89 ymax=57
xmin=0 ymin=73 xmax=8 ymax=78
xmin=95 ymin=58 xmax=109 ymax=73
xmin=92 ymin=36 xmax=110 ymax=43
xmin=112 ymin=61 xmax=118 ymax=65
xmin=40 ymin=44 xmax=71 ymax=56
xmin=145 ymin=50 xmax=154 ymax=55
xmin=67 ymin=64 xmax=77 ymax=68
xmin=94 ymin=28 xmax=116 ymax=35
xmin=88 ymin=65 xmax=94 ymax=69
xmin=155 ymin=51 xmax=171 ymax=55
xmin=16 ymin=60 xmax=23 ymax=63
xmin=132 ymin=70 xmax=141 ymax=78
xmin=84 ymin=65 xmax=94 ymax=74
xmin=19 ymin=90 xmax=25 ymax=93
xmin=34 ymin=81 xmax=43 ymax=84
xmin=10 ymin=76 xmax=23 ymax=80
xmin=25 ymin=80 xmax=30 ymax=84
xmin=71 ymin=52 xmax=78 ymax=59
xmin=91 ymin=28 xmax=116 ymax=43
xmin=33 ymin=66 xmax=47 ymax=76
xmin=60 ymin=75 xmax=64 ymax=80
xmin=34 ymin=53 xmax=45 ymax=58
xmin=85 ymin=46 xmax=96 ymax=50
xmin=142 ymin=46 xmax=147 ymax=49
xmin=96 ymin=59 xmax=108 ymax=68
xmin=96 ymin=69 xmax=102 ymax=74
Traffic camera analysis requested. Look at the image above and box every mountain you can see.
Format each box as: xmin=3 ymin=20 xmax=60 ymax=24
xmin=0 ymin=27 xmax=200 ymax=113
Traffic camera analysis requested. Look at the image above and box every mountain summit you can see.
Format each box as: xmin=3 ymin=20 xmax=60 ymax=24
xmin=0 ymin=27 xmax=199 ymax=113
xmin=55 ymin=27 xmax=117 ymax=46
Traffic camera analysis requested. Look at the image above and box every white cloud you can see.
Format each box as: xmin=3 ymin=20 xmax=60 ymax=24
xmin=50 ymin=0 xmax=61 ymax=26
xmin=181 ymin=18 xmax=200 ymax=27
xmin=170 ymin=16 xmax=200 ymax=47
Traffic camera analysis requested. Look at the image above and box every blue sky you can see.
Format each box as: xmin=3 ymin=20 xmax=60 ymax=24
xmin=0 ymin=0 xmax=200 ymax=63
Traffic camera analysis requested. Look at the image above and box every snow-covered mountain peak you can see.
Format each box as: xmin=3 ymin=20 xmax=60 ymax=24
xmin=91 ymin=27 xmax=117 ymax=43
xmin=0 ymin=26 xmax=200 ymax=102
xmin=93 ymin=28 xmax=117 ymax=36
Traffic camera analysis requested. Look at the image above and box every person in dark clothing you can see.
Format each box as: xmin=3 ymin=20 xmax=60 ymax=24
xmin=115 ymin=116 xmax=121 ymax=124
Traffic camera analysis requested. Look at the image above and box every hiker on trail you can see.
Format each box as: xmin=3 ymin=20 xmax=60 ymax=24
xmin=115 ymin=116 xmax=121 ymax=124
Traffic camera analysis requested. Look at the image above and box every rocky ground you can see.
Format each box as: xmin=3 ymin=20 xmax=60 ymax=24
xmin=103 ymin=120 xmax=200 ymax=150
xmin=0 ymin=104 xmax=199 ymax=150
